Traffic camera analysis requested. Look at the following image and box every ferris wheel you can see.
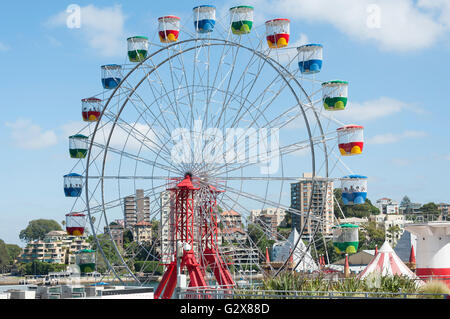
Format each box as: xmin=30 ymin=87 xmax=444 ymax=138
xmin=63 ymin=5 xmax=367 ymax=297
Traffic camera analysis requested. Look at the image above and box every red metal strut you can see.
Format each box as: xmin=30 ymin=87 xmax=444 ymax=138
xmin=155 ymin=174 xmax=234 ymax=299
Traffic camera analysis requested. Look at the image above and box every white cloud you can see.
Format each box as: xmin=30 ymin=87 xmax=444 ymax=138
xmin=334 ymin=97 xmax=423 ymax=123
xmin=47 ymin=5 xmax=126 ymax=57
xmin=6 ymin=119 xmax=58 ymax=150
xmin=269 ymin=33 xmax=309 ymax=63
xmin=243 ymin=0 xmax=449 ymax=52
xmin=61 ymin=121 xmax=158 ymax=152
xmin=368 ymin=130 xmax=427 ymax=145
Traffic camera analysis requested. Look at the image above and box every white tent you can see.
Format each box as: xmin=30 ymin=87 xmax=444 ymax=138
xmin=272 ymin=228 xmax=319 ymax=272
xmin=359 ymin=241 xmax=421 ymax=282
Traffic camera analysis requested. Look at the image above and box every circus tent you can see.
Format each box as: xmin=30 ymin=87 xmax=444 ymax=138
xmin=359 ymin=241 xmax=421 ymax=282
xmin=272 ymin=228 xmax=319 ymax=272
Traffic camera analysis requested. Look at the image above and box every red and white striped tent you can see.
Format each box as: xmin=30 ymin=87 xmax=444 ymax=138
xmin=359 ymin=241 xmax=421 ymax=281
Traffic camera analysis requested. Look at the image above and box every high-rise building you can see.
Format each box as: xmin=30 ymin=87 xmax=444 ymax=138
xmin=160 ymin=191 xmax=173 ymax=264
xmin=290 ymin=173 xmax=334 ymax=238
xmin=124 ymin=189 xmax=150 ymax=229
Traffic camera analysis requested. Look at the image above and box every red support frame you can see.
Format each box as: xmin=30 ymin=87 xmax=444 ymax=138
xmin=155 ymin=175 xmax=234 ymax=299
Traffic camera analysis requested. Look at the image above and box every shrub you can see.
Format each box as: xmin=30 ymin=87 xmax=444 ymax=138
xmin=418 ymin=280 xmax=449 ymax=298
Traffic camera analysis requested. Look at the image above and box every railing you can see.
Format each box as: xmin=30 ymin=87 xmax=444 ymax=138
xmin=178 ymin=287 xmax=449 ymax=300
xmin=404 ymin=214 xmax=450 ymax=223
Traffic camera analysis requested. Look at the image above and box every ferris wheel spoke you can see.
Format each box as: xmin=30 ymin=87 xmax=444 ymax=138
xmin=101 ymin=112 xmax=180 ymax=172
xmin=87 ymin=183 xmax=168 ymax=216
xmin=216 ymin=50 xmax=269 ymax=130
xmin=91 ymin=141 xmax=180 ymax=175
xmin=149 ymin=56 xmax=191 ymax=128
xmin=102 ymin=109 xmax=173 ymax=160
xmin=112 ymin=79 xmax=177 ymax=142
xmin=209 ymin=181 xmax=330 ymax=225
xmin=208 ymin=131 xmax=337 ymax=178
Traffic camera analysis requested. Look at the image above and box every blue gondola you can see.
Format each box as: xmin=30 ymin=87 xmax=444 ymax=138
xmin=341 ymin=175 xmax=368 ymax=205
xmin=298 ymin=44 xmax=323 ymax=74
xmin=101 ymin=64 xmax=122 ymax=90
xmin=64 ymin=173 xmax=83 ymax=198
xmin=193 ymin=5 xmax=216 ymax=33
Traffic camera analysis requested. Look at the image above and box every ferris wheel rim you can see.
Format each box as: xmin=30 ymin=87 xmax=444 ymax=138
xmin=83 ymin=37 xmax=335 ymax=284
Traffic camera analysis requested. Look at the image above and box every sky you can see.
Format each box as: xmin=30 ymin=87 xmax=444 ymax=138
xmin=1 ymin=0 xmax=450 ymax=246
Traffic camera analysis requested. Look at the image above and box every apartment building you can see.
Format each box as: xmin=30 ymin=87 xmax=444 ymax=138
xmin=220 ymin=210 xmax=243 ymax=229
xmin=20 ymin=231 xmax=91 ymax=265
xmin=376 ymin=198 xmax=399 ymax=215
xmin=250 ymin=207 xmax=287 ymax=227
xmin=124 ymin=189 xmax=150 ymax=229
xmin=291 ymin=173 xmax=334 ymax=238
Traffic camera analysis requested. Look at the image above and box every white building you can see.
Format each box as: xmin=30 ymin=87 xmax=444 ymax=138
xmin=376 ymin=198 xmax=399 ymax=215
xmin=124 ymin=189 xmax=151 ymax=229
xmin=370 ymin=214 xmax=407 ymax=247
xmin=160 ymin=191 xmax=173 ymax=264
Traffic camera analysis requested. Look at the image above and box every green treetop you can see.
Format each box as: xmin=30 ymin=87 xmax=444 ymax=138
xmin=19 ymin=219 xmax=63 ymax=243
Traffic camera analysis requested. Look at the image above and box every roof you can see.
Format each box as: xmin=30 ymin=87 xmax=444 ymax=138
xmin=322 ymin=80 xmax=349 ymax=86
xmin=297 ymin=44 xmax=323 ymax=50
xmin=335 ymin=250 xmax=375 ymax=266
xmin=337 ymin=125 xmax=364 ymax=131
xmin=221 ymin=210 xmax=241 ymax=217
xmin=101 ymin=64 xmax=121 ymax=69
xmin=127 ymin=36 xmax=149 ymax=41
xmin=82 ymin=97 xmax=102 ymax=102
xmin=135 ymin=221 xmax=152 ymax=227
xmin=193 ymin=5 xmax=216 ymax=10
xmin=66 ymin=212 xmax=86 ymax=217
xmin=266 ymin=18 xmax=290 ymax=24
xmin=77 ymin=249 xmax=95 ymax=254
xmin=334 ymin=223 xmax=359 ymax=229
xmin=358 ymin=241 xmax=421 ymax=282
xmin=69 ymin=134 xmax=88 ymax=139
xmin=64 ymin=173 xmax=83 ymax=178
xmin=158 ymin=16 xmax=181 ymax=21
xmin=230 ymin=5 xmax=254 ymax=11
xmin=342 ymin=175 xmax=368 ymax=180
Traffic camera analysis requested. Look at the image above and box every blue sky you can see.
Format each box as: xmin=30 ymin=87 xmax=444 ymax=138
xmin=1 ymin=0 xmax=450 ymax=246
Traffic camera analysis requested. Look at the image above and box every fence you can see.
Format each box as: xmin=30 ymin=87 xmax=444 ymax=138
xmin=178 ymin=287 xmax=449 ymax=300
xmin=404 ymin=214 xmax=450 ymax=223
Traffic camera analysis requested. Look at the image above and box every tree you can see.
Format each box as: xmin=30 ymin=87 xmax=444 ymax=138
xmin=400 ymin=196 xmax=412 ymax=208
xmin=19 ymin=219 xmax=62 ymax=243
xmin=358 ymin=221 xmax=385 ymax=250
xmin=421 ymin=202 xmax=440 ymax=215
xmin=6 ymin=244 xmax=22 ymax=264
xmin=386 ymin=225 xmax=402 ymax=246
xmin=0 ymin=240 xmax=9 ymax=269
xmin=247 ymin=224 xmax=275 ymax=259
xmin=333 ymin=189 xmax=380 ymax=219
xmin=123 ymin=229 xmax=134 ymax=245
xmin=312 ymin=233 xmax=340 ymax=264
